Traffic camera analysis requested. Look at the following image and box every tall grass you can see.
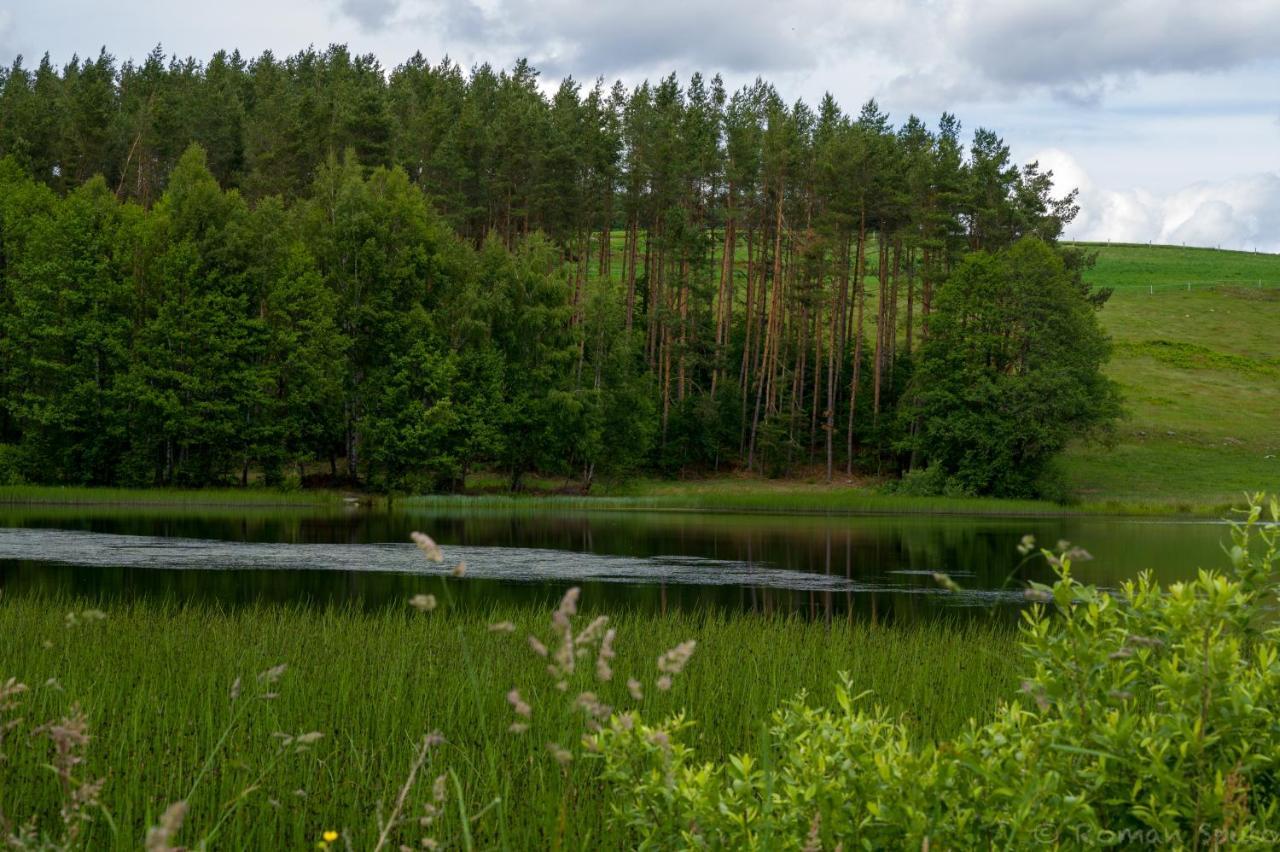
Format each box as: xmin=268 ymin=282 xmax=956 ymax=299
xmin=0 ymin=595 xmax=1018 ymax=849
xmin=407 ymin=487 xmax=1243 ymax=518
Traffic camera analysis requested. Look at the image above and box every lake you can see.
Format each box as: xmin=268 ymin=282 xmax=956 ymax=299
xmin=0 ymin=504 xmax=1235 ymax=622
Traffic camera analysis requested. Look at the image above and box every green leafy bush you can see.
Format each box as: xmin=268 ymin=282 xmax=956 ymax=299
xmin=594 ymin=495 xmax=1280 ymax=849
xmin=0 ymin=444 xmax=24 ymax=485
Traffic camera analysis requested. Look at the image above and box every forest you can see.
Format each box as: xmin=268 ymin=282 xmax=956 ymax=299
xmin=0 ymin=45 xmax=1119 ymax=496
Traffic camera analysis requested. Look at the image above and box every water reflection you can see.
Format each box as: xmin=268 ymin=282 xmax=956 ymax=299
xmin=0 ymin=505 xmax=1231 ymax=622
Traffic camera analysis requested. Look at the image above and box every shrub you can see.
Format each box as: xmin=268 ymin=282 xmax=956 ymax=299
xmin=593 ymin=495 xmax=1280 ymax=849
xmin=0 ymin=444 xmax=26 ymax=486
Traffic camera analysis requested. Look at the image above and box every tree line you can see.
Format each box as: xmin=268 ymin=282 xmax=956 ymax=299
xmin=0 ymin=46 xmax=1119 ymax=495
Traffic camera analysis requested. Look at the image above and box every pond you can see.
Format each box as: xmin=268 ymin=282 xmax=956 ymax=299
xmin=0 ymin=504 xmax=1236 ymax=622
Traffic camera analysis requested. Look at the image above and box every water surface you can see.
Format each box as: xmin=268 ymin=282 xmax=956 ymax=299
xmin=0 ymin=505 xmax=1234 ymax=621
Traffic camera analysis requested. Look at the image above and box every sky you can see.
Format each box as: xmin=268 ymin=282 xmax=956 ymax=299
xmin=3 ymin=0 xmax=1279 ymax=250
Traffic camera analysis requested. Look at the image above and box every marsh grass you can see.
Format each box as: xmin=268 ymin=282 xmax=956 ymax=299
xmin=0 ymin=593 xmax=1017 ymax=849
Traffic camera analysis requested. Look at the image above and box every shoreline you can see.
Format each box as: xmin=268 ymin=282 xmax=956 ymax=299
xmin=0 ymin=483 xmax=1246 ymax=520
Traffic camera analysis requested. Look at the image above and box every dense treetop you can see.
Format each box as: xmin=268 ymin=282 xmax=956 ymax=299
xmin=0 ymin=46 xmax=1115 ymax=495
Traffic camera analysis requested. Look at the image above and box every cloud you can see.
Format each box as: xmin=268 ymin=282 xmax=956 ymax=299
xmin=871 ymin=1 xmax=1280 ymax=106
xmin=949 ymin=1 xmax=1280 ymax=89
xmin=1038 ymin=148 xmax=1280 ymax=252
xmin=324 ymin=2 xmax=1280 ymax=107
xmin=338 ymin=0 xmax=400 ymax=31
xmin=0 ymin=10 xmax=14 ymax=60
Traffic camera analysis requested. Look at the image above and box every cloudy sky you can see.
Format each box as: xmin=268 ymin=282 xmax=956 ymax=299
xmin=3 ymin=0 xmax=1279 ymax=249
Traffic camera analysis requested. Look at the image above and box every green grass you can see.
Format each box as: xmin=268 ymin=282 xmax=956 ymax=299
xmin=413 ymin=480 xmax=1065 ymax=516
xmin=1065 ymin=241 xmax=1280 ymax=290
xmin=1058 ymin=245 xmax=1280 ymax=506
xmin=0 ymin=595 xmax=1018 ymax=849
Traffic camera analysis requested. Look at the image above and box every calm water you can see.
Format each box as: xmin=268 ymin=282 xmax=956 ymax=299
xmin=0 ymin=504 xmax=1234 ymax=622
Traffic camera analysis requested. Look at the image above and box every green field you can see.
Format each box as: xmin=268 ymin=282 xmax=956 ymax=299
xmin=1059 ymin=243 xmax=1280 ymax=508
xmin=0 ymin=595 xmax=1016 ymax=849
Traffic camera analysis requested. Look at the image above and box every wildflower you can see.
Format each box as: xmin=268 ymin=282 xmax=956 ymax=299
xmin=627 ymin=678 xmax=644 ymax=701
xmin=425 ymin=730 xmax=446 ymax=748
xmin=488 ymin=621 xmax=516 ymax=633
xmin=450 ymin=560 xmax=467 ymax=577
xmin=411 ymin=532 xmax=444 ymax=562
xmin=508 ymin=722 xmax=529 ymax=734
xmin=229 ymin=677 xmax=242 ymax=701
xmin=323 ymin=831 xmax=339 ymax=843
xmin=409 ymin=594 xmax=437 ymax=612
xmin=1016 ymin=534 xmax=1037 ymax=556
xmin=528 ymin=636 xmax=548 ymax=657
xmin=648 ymin=730 xmax=671 ymax=750
xmin=656 ymin=675 xmax=673 ymax=692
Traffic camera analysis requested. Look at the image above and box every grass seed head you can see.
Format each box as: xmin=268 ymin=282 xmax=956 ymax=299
xmin=546 ymin=742 xmax=573 ymax=766
xmin=506 ymin=688 xmax=532 ymax=718
xmin=656 ymin=640 xmax=697 ymax=676
xmin=410 ymin=532 xmax=444 ymax=562
xmin=409 ymin=594 xmax=437 ymax=613
xmin=144 ymin=800 xmax=188 ymax=852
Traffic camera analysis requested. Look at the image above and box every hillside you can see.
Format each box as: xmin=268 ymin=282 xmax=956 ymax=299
xmin=1060 ymin=242 xmax=1280 ymax=508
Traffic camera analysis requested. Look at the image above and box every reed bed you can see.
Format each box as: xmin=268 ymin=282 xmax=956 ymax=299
xmin=0 ymin=593 xmax=1018 ymax=849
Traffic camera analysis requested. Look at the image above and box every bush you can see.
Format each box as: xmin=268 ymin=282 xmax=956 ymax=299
xmin=0 ymin=444 xmax=25 ymax=485
xmin=594 ymin=495 xmax=1280 ymax=849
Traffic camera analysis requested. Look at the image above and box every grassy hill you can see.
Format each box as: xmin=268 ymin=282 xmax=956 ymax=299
xmin=1060 ymin=242 xmax=1280 ymax=509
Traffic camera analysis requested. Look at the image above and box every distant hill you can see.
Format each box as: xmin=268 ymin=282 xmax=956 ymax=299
xmin=1061 ymin=243 xmax=1280 ymax=507
xmin=1066 ymin=242 xmax=1280 ymax=291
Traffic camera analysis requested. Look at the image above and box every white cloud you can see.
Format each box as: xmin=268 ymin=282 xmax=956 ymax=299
xmin=1039 ymin=148 xmax=1280 ymax=252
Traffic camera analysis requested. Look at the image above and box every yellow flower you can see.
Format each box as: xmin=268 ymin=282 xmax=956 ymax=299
xmin=323 ymin=830 xmax=339 ymax=842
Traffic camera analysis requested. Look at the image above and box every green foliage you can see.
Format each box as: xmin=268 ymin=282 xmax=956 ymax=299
xmin=0 ymin=50 xmax=1101 ymax=494
xmin=595 ymin=496 xmax=1280 ymax=848
xmin=906 ymin=237 xmax=1123 ymax=497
